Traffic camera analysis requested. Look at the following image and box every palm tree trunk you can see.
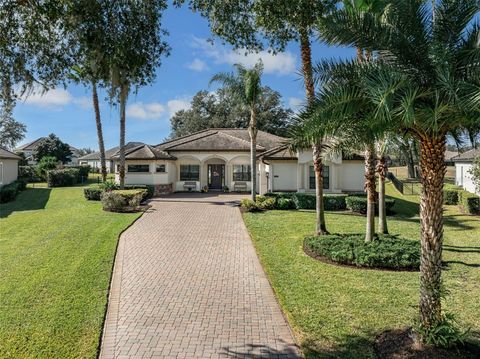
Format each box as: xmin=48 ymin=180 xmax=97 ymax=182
xmin=377 ymin=154 xmax=388 ymax=234
xmin=248 ymin=107 xmax=258 ymax=201
xmin=418 ymin=135 xmax=446 ymax=334
xmin=364 ymin=143 xmax=376 ymax=242
xmin=118 ymin=83 xmax=129 ymax=189
xmin=92 ymin=81 xmax=107 ymax=182
xmin=300 ymin=28 xmax=328 ymax=235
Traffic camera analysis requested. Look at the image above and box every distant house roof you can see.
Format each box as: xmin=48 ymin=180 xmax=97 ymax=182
xmin=16 ymin=137 xmax=79 ymax=153
xmin=445 ymin=150 xmax=459 ymax=162
xmin=111 ymin=144 xmax=176 ymax=160
xmin=157 ymin=128 xmax=286 ymax=152
xmin=79 ymin=142 xmax=145 ymax=161
xmin=257 ymin=144 xmax=365 ymax=161
xmin=452 ymin=148 xmax=479 ymax=163
xmin=0 ymin=147 xmax=22 ymax=160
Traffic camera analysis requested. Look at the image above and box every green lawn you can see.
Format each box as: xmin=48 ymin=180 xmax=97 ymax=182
xmin=0 ymin=184 xmax=140 ymax=358
xmin=243 ymin=183 xmax=480 ymax=358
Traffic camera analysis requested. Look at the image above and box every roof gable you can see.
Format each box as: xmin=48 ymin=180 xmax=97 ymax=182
xmin=111 ymin=144 xmax=175 ymax=160
xmin=0 ymin=147 xmax=22 ymax=160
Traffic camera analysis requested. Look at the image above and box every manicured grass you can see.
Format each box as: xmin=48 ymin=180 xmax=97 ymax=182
xmin=243 ymin=182 xmax=480 ymax=358
xmin=0 ymin=184 xmax=140 ymax=358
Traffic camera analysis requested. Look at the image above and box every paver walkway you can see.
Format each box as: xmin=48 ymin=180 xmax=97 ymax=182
xmin=100 ymin=193 xmax=300 ymax=359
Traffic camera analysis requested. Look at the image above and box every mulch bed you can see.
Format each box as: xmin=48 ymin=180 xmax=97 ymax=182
xmin=374 ymin=328 xmax=480 ymax=359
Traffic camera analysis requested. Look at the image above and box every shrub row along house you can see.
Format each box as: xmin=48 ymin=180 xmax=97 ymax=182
xmin=80 ymin=128 xmax=365 ymax=195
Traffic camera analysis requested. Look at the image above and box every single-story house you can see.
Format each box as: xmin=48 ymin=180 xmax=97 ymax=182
xmin=0 ymin=147 xmax=21 ymax=187
xmin=16 ymin=137 xmax=81 ymax=165
xmin=453 ymin=148 xmax=479 ymax=195
xmin=110 ymin=128 xmax=365 ymax=195
xmin=78 ymin=142 xmax=145 ymax=173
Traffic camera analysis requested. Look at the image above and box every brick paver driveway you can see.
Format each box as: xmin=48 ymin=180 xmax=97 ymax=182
xmin=100 ymin=193 xmax=300 ymax=359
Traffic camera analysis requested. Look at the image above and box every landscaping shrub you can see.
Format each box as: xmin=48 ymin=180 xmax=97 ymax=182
xmin=304 ymin=234 xmax=420 ymax=270
xmin=0 ymin=180 xmax=27 ymax=203
xmin=324 ymin=194 xmax=347 ymax=211
xmin=125 ymin=184 xmax=155 ymax=200
xmin=84 ymin=185 xmax=103 ymax=201
xmin=100 ymin=189 xmax=146 ymax=212
xmin=256 ymin=196 xmax=276 ymax=210
xmin=37 ymin=156 xmax=58 ymax=179
xmin=460 ymin=192 xmax=480 ymax=215
xmin=99 ymin=180 xmax=118 ymax=191
xmin=345 ymin=195 xmax=395 ymax=214
xmin=276 ymin=197 xmax=296 ymax=210
xmin=71 ymin=165 xmax=90 ymax=181
xmin=18 ymin=165 xmax=41 ymax=182
xmin=443 ymin=189 xmax=460 ymax=205
xmin=240 ymin=199 xmax=260 ymax=212
xmin=293 ymin=193 xmax=316 ymax=209
xmin=47 ymin=168 xmax=80 ymax=187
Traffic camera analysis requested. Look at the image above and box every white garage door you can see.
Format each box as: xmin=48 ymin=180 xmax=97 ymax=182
xmin=272 ymin=163 xmax=297 ymax=191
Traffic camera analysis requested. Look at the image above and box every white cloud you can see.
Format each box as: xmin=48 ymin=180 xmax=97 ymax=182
xmin=73 ymin=96 xmax=90 ymax=109
xmin=167 ymin=98 xmax=191 ymax=116
xmin=288 ymin=97 xmax=304 ymax=112
xmin=191 ymin=36 xmax=297 ymax=75
xmin=23 ymin=88 xmax=73 ymax=109
xmin=187 ymin=58 xmax=209 ymax=72
xmin=126 ymin=102 xmax=166 ymax=120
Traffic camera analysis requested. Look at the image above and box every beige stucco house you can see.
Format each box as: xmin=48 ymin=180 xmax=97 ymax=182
xmin=110 ymin=128 xmax=365 ymax=195
xmin=78 ymin=142 xmax=145 ymax=173
xmin=0 ymin=147 xmax=21 ymax=187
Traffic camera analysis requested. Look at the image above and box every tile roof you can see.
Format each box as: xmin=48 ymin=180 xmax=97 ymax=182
xmin=79 ymin=142 xmax=145 ymax=160
xmin=0 ymin=147 xmax=22 ymax=160
xmin=16 ymin=137 xmax=78 ymax=152
xmin=157 ymin=128 xmax=286 ymax=152
xmin=452 ymin=148 xmax=479 ymax=162
xmin=111 ymin=144 xmax=176 ymax=160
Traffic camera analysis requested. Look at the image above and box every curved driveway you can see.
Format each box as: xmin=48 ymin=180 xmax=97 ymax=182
xmin=100 ymin=193 xmax=300 ymax=359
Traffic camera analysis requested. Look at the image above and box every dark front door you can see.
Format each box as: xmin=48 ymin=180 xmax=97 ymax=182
xmin=208 ymin=164 xmax=224 ymax=190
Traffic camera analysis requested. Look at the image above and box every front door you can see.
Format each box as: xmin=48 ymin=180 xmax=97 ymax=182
xmin=208 ymin=164 xmax=224 ymax=190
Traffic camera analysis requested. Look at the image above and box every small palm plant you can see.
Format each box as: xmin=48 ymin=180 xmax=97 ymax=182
xmin=210 ymin=62 xmax=264 ymax=201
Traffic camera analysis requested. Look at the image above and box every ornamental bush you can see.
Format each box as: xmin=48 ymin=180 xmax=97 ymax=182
xmin=100 ymin=189 xmax=146 ymax=212
xmin=276 ymin=197 xmax=296 ymax=210
xmin=293 ymin=193 xmax=316 ymax=209
xmin=124 ymin=184 xmax=155 ymax=200
xmin=459 ymin=192 xmax=480 ymax=215
xmin=443 ymin=188 xmax=461 ymax=205
xmin=71 ymin=165 xmax=90 ymax=181
xmin=0 ymin=180 xmax=27 ymax=203
xmin=256 ymin=196 xmax=276 ymax=210
xmin=18 ymin=165 xmax=41 ymax=182
xmin=47 ymin=169 xmax=80 ymax=187
xmin=240 ymin=199 xmax=260 ymax=212
xmin=324 ymin=194 xmax=347 ymax=211
xmin=304 ymin=234 xmax=420 ymax=270
xmin=84 ymin=185 xmax=103 ymax=201
xmin=345 ymin=195 xmax=395 ymax=215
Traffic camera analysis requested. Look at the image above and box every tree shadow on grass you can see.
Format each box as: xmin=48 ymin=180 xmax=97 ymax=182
xmin=221 ymin=340 xmax=301 ymax=358
xmin=443 ymin=245 xmax=480 ymax=253
xmin=0 ymin=187 xmax=51 ymax=218
xmin=301 ymin=335 xmax=374 ymax=359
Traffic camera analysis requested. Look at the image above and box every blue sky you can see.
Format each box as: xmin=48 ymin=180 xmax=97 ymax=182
xmin=14 ymin=4 xmax=355 ymax=151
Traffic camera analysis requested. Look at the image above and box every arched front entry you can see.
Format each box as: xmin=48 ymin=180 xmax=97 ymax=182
xmin=203 ymin=157 xmax=226 ymax=190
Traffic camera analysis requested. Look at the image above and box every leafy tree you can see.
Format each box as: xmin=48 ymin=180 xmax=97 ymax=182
xmin=36 ymin=156 xmax=58 ymax=179
xmin=210 ymin=62 xmax=264 ymax=201
xmin=0 ymin=100 xmax=26 ymax=149
xmin=0 ymin=1 xmax=73 ymax=113
xmin=176 ymin=0 xmax=336 ymax=235
xmin=470 ymin=156 xmax=480 ymax=193
xmin=34 ymin=134 xmax=72 ymax=164
xmin=315 ymin=0 xmax=479 ymax=343
xmin=170 ymin=87 xmax=293 ymax=138
xmin=105 ymin=1 xmax=170 ymax=188
xmin=76 ymin=148 xmax=95 ymax=157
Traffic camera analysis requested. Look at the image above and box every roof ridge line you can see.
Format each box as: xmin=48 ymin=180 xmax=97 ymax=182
xmin=160 ymin=131 xmax=217 ymax=150
xmin=155 ymin=128 xmax=212 ymax=147
xmin=220 ymin=131 xmax=266 ymax=150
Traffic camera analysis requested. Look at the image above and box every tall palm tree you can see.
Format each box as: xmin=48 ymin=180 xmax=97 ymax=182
xmin=210 ymin=63 xmax=264 ymax=200
xmin=317 ymin=0 xmax=479 ymax=341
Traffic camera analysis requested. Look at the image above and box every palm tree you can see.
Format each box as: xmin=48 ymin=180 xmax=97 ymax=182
xmin=317 ymin=0 xmax=479 ymax=341
xmin=210 ymin=63 xmax=264 ymax=201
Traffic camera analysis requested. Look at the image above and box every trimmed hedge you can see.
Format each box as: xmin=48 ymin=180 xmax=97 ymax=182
xmin=101 ymin=189 xmax=146 ymax=212
xmin=240 ymin=198 xmax=261 ymax=212
xmin=460 ymin=192 xmax=480 ymax=215
xmin=124 ymin=184 xmax=154 ymax=200
xmin=324 ymin=195 xmax=347 ymax=211
xmin=293 ymin=193 xmax=316 ymax=209
xmin=264 ymin=192 xmax=348 ymax=211
xmin=18 ymin=165 xmax=41 ymax=182
xmin=276 ymin=197 xmax=296 ymax=210
xmin=71 ymin=165 xmax=90 ymax=181
xmin=0 ymin=180 xmax=27 ymax=203
xmin=345 ymin=195 xmax=395 ymax=215
xmin=304 ymin=234 xmax=420 ymax=270
xmin=443 ymin=187 xmax=462 ymax=205
xmin=84 ymin=185 xmax=103 ymax=201
xmin=47 ymin=168 xmax=80 ymax=187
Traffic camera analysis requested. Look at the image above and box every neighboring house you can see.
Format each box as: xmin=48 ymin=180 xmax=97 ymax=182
xmin=445 ymin=150 xmax=459 ymax=165
xmin=453 ymin=148 xmax=479 ymax=195
xmin=78 ymin=142 xmax=145 ymax=173
xmin=0 ymin=147 xmax=21 ymax=187
xmin=15 ymin=137 xmax=80 ymax=165
xmin=111 ymin=128 xmax=365 ymax=195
